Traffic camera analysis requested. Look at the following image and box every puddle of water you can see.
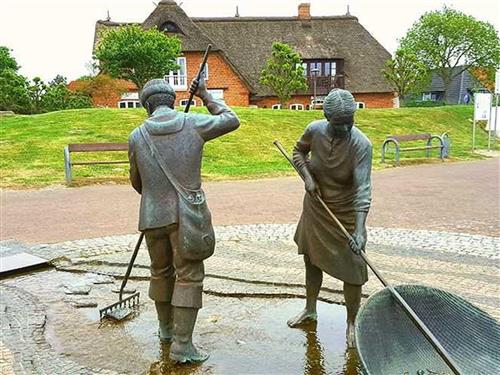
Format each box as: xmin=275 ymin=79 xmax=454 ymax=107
xmin=138 ymin=298 xmax=363 ymax=375
xmin=8 ymin=271 xmax=363 ymax=374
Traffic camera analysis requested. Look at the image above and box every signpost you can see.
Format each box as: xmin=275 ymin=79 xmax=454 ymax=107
xmin=493 ymin=69 xmax=500 ymax=150
xmin=473 ymin=92 xmax=492 ymax=151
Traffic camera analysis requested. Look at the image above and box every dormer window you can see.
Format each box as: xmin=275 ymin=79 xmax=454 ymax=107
xmin=160 ymin=21 xmax=181 ymax=33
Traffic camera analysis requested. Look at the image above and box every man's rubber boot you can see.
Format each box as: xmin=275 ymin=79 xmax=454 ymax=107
xmin=155 ymin=301 xmax=173 ymax=343
xmin=169 ymin=307 xmax=209 ymax=364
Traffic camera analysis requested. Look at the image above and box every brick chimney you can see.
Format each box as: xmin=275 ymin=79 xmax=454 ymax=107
xmin=298 ymin=3 xmax=311 ymax=20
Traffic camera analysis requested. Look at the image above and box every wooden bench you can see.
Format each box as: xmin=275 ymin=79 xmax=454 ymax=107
xmin=64 ymin=143 xmax=128 ymax=184
xmin=381 ymin=133 xmax=449 ymax=166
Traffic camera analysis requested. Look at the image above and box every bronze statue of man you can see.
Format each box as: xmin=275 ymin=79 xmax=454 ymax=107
xmin=287 ymin=88 xmax=372 ymax=349
xmin=128 ymin=78 xmax=239 ymax=363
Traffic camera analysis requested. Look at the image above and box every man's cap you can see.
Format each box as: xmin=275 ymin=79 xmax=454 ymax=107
xmin=323 ymin=88 xmax=356 ymax=124
xmin=139 ymin=79 xmax=176 ymax=107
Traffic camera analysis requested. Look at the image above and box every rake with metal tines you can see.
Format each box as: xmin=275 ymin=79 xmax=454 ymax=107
xmin=99 ymin=232 xmax=144 ymax=322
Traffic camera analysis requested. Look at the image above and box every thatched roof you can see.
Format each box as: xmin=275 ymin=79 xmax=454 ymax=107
xmin=93 ymin=20 xmax=138 ymax=53
xmin=93 ymin=2 xmax=215 ymax=53
xmin=142 ymin=0 xmax=216 ymax=52
xmin=193 ymin=16 xmax=393 ymax=95
xmin=93 ymin=2 xmax=393 ymax=95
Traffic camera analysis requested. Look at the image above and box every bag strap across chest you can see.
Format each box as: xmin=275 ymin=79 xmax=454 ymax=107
xmin=139 ymin=125 xmax=205 ymax=204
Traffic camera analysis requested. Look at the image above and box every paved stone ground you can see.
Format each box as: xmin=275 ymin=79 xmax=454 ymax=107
xmin=2 ymin=158 xmax=499 ymax=244
xmin=1 ymin=158 xmax=498 ymax=374
xmin=1 ymin=224 xmax=498 ymax=374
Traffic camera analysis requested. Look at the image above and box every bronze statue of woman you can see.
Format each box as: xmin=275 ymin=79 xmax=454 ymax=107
xmin=287 ymin=89 xmax=373 ymax=349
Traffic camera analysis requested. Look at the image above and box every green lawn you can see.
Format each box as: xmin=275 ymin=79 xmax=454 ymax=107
xmin=0 ymin=105 xmax=495 ymax=188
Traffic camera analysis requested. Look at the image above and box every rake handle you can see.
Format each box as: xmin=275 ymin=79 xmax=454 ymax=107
xmin=119 ymin=232 xmax=144 ymax=302
xmin=273 ymin=140 xmax=462 ymax=375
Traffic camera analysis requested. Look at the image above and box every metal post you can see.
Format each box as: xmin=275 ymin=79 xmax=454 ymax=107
xmin=64 ymin=146 xmax=72 ymax=184
xmin=472 ymin=119 xmax=476 ymax=151
xmin=488 ymin=94 xmax=493 ymax=151
xmin=495 ymin=95 xmax=499 ymax=148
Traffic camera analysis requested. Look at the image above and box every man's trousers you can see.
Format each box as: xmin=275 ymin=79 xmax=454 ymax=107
xmin=144 ymin=225 xmax=204 ymax=308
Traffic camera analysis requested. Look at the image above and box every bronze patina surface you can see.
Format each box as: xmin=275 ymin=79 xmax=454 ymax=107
xmin=128 ymin=77 xmax=239 ymax=363
xmin=287 ymin=89 xmax=373 ymax=349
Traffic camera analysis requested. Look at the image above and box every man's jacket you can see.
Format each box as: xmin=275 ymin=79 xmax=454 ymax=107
xmin=128 ymin=96 xmax=239 ymax=231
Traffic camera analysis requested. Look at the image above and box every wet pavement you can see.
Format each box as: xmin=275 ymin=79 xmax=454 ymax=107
xmin=1 ymin=270 xmax=361 ymax=375
xmin=1 ymin=224 xmax=499 ymax=374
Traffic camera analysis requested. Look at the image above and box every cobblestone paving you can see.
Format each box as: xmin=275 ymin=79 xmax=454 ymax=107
xmin=1 ymin=224 xmax=498 ymax=374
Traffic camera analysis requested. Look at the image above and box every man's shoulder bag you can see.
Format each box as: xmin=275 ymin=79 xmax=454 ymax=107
xmin=139 ymin=125 xmax=215 ymax=261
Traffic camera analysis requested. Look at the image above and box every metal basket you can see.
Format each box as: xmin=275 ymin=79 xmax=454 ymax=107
xmin=355 ymin=285 xmax=500 ymax=375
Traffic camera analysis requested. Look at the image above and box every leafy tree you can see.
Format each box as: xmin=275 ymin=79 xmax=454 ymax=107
xmin=76 ymin=74 xmax=129 ymax=105
xmin=0 ymin=46 xmax=19 ymax=73
xmin=382 ymin=48 xmax=429 ymax=105
xmin=260 ymin=42 xmax=308 ymax=107
xmin=0 ymin=46 xmax=31 ymax=113
xmin=0 ymin=69 xmax=31 ymax=113
xmin=28 ymin=77 xmax=48 ymax=113
xmin=65 ymin=92 xmax=94 ymax=109
xmin=49 ymin=74 xmax=67 ymax=86
xmin=400 ymin=7 xmax=500 ymax=102
xmin=470 ymin=66 xmax=496 ymax=92
xmin=94 ymin=25 xmax=181 ymax=89
xmin=41 ymin=76 xmax=92 ymax=112
xmin=0 ymin=47 xmax=91 ymax=114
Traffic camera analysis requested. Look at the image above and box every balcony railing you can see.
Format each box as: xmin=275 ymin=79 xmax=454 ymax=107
xmin=302 ymin=74 xmax=345 ymax=95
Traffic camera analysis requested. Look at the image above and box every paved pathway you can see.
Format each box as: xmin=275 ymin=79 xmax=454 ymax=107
xmin=1 ymin=158 xmax=499 ymax=244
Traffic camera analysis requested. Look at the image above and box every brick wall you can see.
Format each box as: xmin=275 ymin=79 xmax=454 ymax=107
xmin=70 ymin=59 xmax=394 ymax=110
xmin=353 ymin=92 xmax=396 ymax=108
xmin=252 ymin=92 xmax=396 ymax=109
xmin=74 ymin=51 xmax=250 ymax=108
xmin=252 ymin=95 xmax=313 ymax=109
xmin=68 ymin=79 xmax=136 ymax=108
xmin=170 ymin=51 xmax=250 ymax=107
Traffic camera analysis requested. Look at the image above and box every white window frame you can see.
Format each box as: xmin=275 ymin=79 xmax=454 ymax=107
xmin=356 ymin=102 xmax=365 ymax=109
xmin=330 ymin=61 xmax=337 ymax=77
xmin=118 ymin=100 xmax=141 ymax=109
xmin=310 ymin=98 xmax=324 ymax=108
xmin=422 ymin=92 xmax=432 ymax=101
xmin=271 ymin=104 xmax=281 ymax=110
xmin=165 ymin=57 xmax=187 ymax=91
xmin=179 ymin=99 xmax=196 ymax=107
xmin=208 ymin=89 xmax=224 ymax=102
xmin=289 ymin=103 xmax=304 ymax=110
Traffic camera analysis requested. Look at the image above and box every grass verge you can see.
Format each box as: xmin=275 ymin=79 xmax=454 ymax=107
xmin=0 ymin=105 xmax=495 ymax=188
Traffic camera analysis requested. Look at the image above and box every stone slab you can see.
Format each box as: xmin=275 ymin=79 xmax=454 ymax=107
xmin=0 ymin=252 xmax=49 ymax=276
xmin=63 ymin=296 xmax=98 ymax=308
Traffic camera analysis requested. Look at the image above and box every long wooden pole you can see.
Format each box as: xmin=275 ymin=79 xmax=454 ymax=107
xmin=273 ymin=140 xmax=462 ymax=375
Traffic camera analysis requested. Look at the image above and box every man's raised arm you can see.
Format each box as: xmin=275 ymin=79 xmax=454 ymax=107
xmin=188 ymin=78 xmax=240 ymax=141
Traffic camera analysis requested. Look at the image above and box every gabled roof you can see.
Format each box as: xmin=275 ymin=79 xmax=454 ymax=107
xmin=93 ymin=1 xmax=217 ymax=54
xmin=427 ymin=66 xmax=482 ymax=92
xmin=142 ymin=0 xmax=216 ymax=52
xmin=93 ymin=1 xmax=393 ymax=96
xmin=193 ymin=16 xmax=393 ymax=95
xmin=93 ymin=20 xmax=138 ymax=53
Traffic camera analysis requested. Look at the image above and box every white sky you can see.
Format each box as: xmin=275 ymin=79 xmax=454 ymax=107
xmin=0 ymin=0 xmax=498 ymax=82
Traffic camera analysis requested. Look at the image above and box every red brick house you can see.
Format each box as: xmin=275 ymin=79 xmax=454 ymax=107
xmin=90 ymin=1 xmax=395 ymax=109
